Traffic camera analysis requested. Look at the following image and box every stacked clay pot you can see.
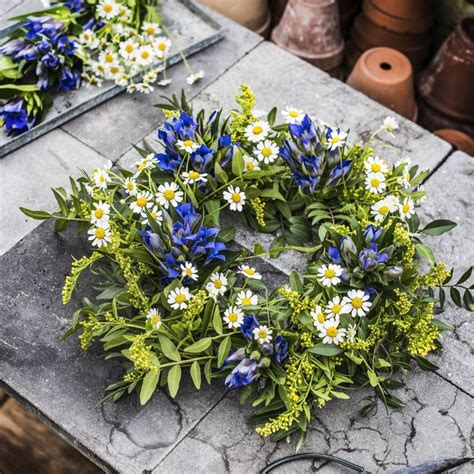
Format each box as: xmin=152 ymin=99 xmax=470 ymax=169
xmin=272 ymin=0 xmax=344 ymax=78
xmin=417 ymin=18 xmax=474 ymax=137
xmin=347 ymin=0 xmax=434 ymax=72
xmin=200 ymin=0 xmax=272 ymax=37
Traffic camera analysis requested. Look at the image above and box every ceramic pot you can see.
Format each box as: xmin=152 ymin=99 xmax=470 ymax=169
xmin=200 ymin=0 xmax=270 ymax=33
xmin=434 ymin=129 xmax=474 ymax=156
xmin=270 ymin=0 xmax=288 ymax=27
xmin=350 ymin=13 xmax=431 ymax=70
xmin=364 ymin=0 xmax=434 ymax=34
xmin=271 ymin=0 xmax=344 ymax=72
xmin=418 ymin=18 xmax=474 ymax=124
xmin=347 ymin=47 xmax=417 ymax=120
xmin=338 ymin=0 xmax=361 ymax=38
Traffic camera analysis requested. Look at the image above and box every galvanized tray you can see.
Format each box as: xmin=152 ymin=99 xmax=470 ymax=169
xmin=0 ymin=0 xmax=224 ymax=158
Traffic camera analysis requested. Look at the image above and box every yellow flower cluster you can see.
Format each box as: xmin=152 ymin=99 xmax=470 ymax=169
xmin=183 ymin=290 xmax=208 ymax=324
xmin=80 ymin=200 xmax=91 ymax=220
xmin=416 ymin=263 xmax=450 ymax=288
xmin=230 ymin=84 xmax=256 ymax=141
xmin=394 ymin=288 xmax=413 ymax=315
xmin=329 ymin=224 xmax=352 ymax=236
xmin=79 ymin=316 xmax=103 ymax=350
xmin=393 ymin=223 xmax=415 ymax=266
xmin=300 ymin=331 xmax=313 ymax=348
xmin=407 ymin=304 xmax=440 ymax=357
xmin=126 ymin=334 xmax=157 ymax=375
xmin=251 ymin=197 xmax=266 ymax=227
xmin=163 ymin=109 xmax=180 ymax=120
xmin=278 ymin=288 xmax=314 ymax=324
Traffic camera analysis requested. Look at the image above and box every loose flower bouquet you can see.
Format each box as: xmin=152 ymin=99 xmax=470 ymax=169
xmin=0 ymin=0 xmax=204 ymax=136
xmin=22 ymin=86 xmax=473 ymax=447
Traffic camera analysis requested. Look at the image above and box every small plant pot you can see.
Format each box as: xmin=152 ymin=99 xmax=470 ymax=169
xmin=418 ymin=18 xmax=474 ymax=124
xmin=363 ymin=0 xmax=434 ymax=34
xmin=200 ymin=0 xmax=270 ymax=33
xmin=434 ymin=129 xmax=474 ymax=156
xmin=346 ymin=47 xmax=417 ymax=121
xmin=271 ymin=0 xmax=344 ymax=72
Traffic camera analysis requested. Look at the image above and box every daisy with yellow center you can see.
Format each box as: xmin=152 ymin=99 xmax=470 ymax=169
xmin=92 ymin=168 xmax=111 ymax=190
xmin=365 ymin=172 xmax=386 ymax=194
xmin=238 ymin=265 xmax=262 ymax=280
xmin=146 ymin=308 xmax=162 ymax=330
xmin=79 ymin=30 xmax=99 ymax=49
xmin=156 ymin=182 xmax=184 ymax=209
xmin=236 ymin=290 xmax=258 ymax=307
xmin=182 ymin=170 xmax=208 ymax=184
xmin=371 ymin=195 xmax=399 ymax=223
xmin=223 ymin=185 xmax=246 ymax=212
xmin=383 ymin=116 xmax=399 ymax=136
xmin=90 ymin=201 xmax=110 ymax=226
xmin=134 ymin=154 xmax=155 ymax=177
xmin=364 ymin=156 xmax=389 ymax=175
xmin=326 ymin=128 xmax=347 ymax=151
xmin=342 ymin=290 xmax=372 ymax=317
xmin=244 ymin=120 xmax=270 ymax=143
xmin=167 ymin=287 xmax=191 ymax=310
xmin=399 ymin=197 xmax=415 ymax=220
xmin=243 ymin=155 xmax=260 ymax=172
xmin=317 ymin=264 xmax=343 ymax=287
xmin=252 ymin=325 xmax=273 ymax=344
xmin=281 ymin=106 xmax=304 ymax=125
xmin=186 ymin=70 xmax=205 ymax=85
xmin=136 ymin=46 xmax=154 ymax=67
xmin=319 ymin=316 xmax=346 ymax=345
xmin=123 ymin=177 xmax=137 ymax=195
xmin=206 ymin=272 xmax=228 ymax=298
xmin=255 ymin=139 xmax=279 ymax=164
xmin=119 ymin=39 xmax=138 ymax=60
xmin=223 ymin=306 xmax=244 ymax=329
xmin=153 ymin=37 xmax=171 ymax=59
xmin=310 ymin=305 xmax=327 ymax=330
xmin=180 ymin=262 xmax=198 ymax=281
xmin=97 ymin=0 xmax=119 ymax=19
xmin=130 ymin=191 xmax=153 ymax=214
xmin=177 ymin=139 xmax=199 ymax=154
xmin=325 ymin=296 xmax=350 ymax=318
xmin=142 ymin=22 xmax=161 ymax=36
xmin=87 ymin=224 xmax=111 ymax=248
xmin=141 ymin=205 xmax=163 ymax=226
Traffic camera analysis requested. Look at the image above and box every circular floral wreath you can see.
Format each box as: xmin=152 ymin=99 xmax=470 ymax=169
xmin=22 ymin=85 xmax=472 ymax=446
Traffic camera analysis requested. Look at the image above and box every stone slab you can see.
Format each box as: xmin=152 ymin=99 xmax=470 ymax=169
xmin=0 ymin=0 xmax=41 ymax=33
xmin=61 ymin=7 xmax=263 ymax=162
xmin=0 ymin=221 xmax=225 ymax=473
xmin=156 ymin=370 xmax=473 ymax=473
xmin=0 ymin=129 xmax=107 ymax=256
xmin=419 ymin=151 xmax=474 ymax=396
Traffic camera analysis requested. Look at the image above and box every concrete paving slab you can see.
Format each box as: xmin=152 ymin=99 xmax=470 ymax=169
xmin=0 ymin=0 xmax=41 ymax=33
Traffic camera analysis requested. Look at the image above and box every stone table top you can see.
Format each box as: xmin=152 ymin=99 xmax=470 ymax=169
xmin=0 ymin=3 xmax=473 ymax=473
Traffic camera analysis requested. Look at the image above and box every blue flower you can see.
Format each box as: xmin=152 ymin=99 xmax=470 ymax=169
xmin=41 ymin=52 xmax=60 ymax=68
xmin=289 ymin=114 xmax=319 ymax=150
xmin=274 ymin=336 xmax=288 ymax=363
xmin=64 ymin=0 xmax=87 ymax=13
xmin=57 ymin=66 xmax=80 ymax=92
xmin=156 ymin=151 xmax=182 ymax=172
xmin=57 ymin=36 xmax=77 ymax=55
xmin=328 ymin=246 xmax=343 ymax=265
xmin=359 ymin=243 xmax=389 ymax=272
xmin=363 ymin=224 xmax=382 ymax=243
xmin=224 ymin=357 xmax=259 ymax=389
xmin=190 ymin=145 xmax=216 ymax=174
xmin=240 ymin=315 xmax=259 ymax=341
xmin=22 ymin=16 xmax=64 ymax=42
xmin=0 ymin=98 xmax=35 ymax=136
xmin=325 ymin=159 xmax=352 ymax=187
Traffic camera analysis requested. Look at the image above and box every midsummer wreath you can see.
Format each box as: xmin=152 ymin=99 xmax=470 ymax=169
xmin=22 ymin=85 xmax=472 ymax=446
xmin=0 ymin=0 xmax=203 ymax=136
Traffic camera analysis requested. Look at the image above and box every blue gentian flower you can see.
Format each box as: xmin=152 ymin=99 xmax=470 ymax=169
xmin=0 ymin=98 xmax=35 ymax=136
xmin=41 ymin=52 xmax=60 ymax=68
xmin=22 ymin=16 xmax=64 ymax=42
xmin=363 ymin=224 xmax=382 ymax=243
xmin=36 ymin=39 xmax=52 ymax=54
xmin=289 ymin=114 xmax=318 ymax=150
xmin=328 ymin=246 xmax=343 ymax=265
xmin=64 ymin=0 xmax=87 ymax=13
xmin=190 ymin=145 xmax=216 ymax=173
xmin=359 ymin=243 xmax=389 ymax=272
xmin=57 ymin=36 xmax=77 ymax=55
xmin=340 ymin=236 xmax=357 ymax=261
xmin=224 ymin=357 xmax=259 ymax=389
xmin=325 ymin=159 xmax=352 ymax=187
xmin=57 ymin=66 xmax=80 ymax=92
xmin=241 ymin=315 xmax=259 ymax=341
xmin=274 ymin=335 xmax=288 ymax=363
xmin=156 ymin=150 xmax=182 ymax=172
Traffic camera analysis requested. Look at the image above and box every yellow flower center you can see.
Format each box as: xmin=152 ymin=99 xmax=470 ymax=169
xmin=94 ymin=208 xmax=104 ymax=219
xmin=332 ymin=303 xmax=342 ymax=314
xmin=151 ymin=314 xmax=160 ymax=325
xmin=141 ymin=50 xmax=150 ymax=59
xmin=261 ymin=147 xmax=272 ymax=158
xmin=228 ymin=312 xmax=238 ymax=322
xmin=95 ymin=228 xmax=106 ymax=239
xmin=104 ymin=4 xmax=113 ymax=13
xmin=244 ymin=268 xmax=256 ymax=275
xmin=137 ymin=197 xmax=148 ymax=208
xmin=331 ymin=136 xmax=341 ymax=144
xmin=232 ymin=192 xmax=241 ymax=203
xmin=379 ymin=205 xmax=389 ymax=215
xmin=110 ymin=66 xmax=119 ymax=74
xmin=105 ymin=53 xmax=113 ymax=63
xmin=402 ymin=203 xmax=411 ymax=214
xmin=324 ymin=268 xmax=336 ymax=278
xmin=175 ymin=294 xmax=186 ymax=304
xmin=164 ymin=189 xmax=175 ymax=201
xmin=317 ymin=313 xmax=325 ymax=323
xmin=371 ymin=163 xmax=381 ymax=172
xmin=258 ymin=330 xmax=267 ymax=339
xmin=183 ymin=139 xmax=194 ymax=148
xmin=246 ymin=161 xmax=254 ymax=171
xmin=327 ymin=327 xmax=338 ymax=337
xmin=99 ymin=175 xmax=106 ymax=183
xmin=352 ymin=297 xmax=363 ymax=309
xmin=125 ymin=44 xmax=134 ymax=53
xmin=214 ymin=279 xmax=222 ymax=289
xmin=158 ymin=43 xmax=167 ymax=51
xmin=289 ymin=110 xmax=299 ymax=118
xmin=188 ymin=171 xmax=200 ymax=180
xmin=252 ymin=125 xmax=263 ymax=134
xmin=146 ymin=27 xmax=155 ymax=35
xmin=185 ymin=267 xmax=193 ymax=276
xmin=242 ymin=297 xmax=251 ymax=305
xmin=127 ymin=182 xmax=134 ymax=190
xmin=371 ymin=178 xmax=380 ymax=187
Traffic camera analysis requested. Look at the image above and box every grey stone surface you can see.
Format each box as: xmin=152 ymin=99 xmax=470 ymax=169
xmin=0 ymin=129 xmax=107 ymax=256
xmin=419 ymin=151 xmax=474 ymax=396
xmin=157 ymin=370 xmax=473 ymax=473
xmin=62 ymin=8 xmax=263 ymax=162
xmin=0 ymin=0 xmax=40 ymax=32
xmin=0 ymin=221 xmax=225 ymax=473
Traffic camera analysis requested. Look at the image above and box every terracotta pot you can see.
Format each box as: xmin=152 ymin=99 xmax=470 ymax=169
xmin=363 ymin=0 xmax=434 ymax=34
xmin=200 ymin=0 xmax=270 ymax=33
xmin=434 ymin=129 xmax=474 ymax=156
xmin=270 ymin=0 xmax=288 ymax=27
xmin=350 ymin=13 xmax=431 ymax=70
xmin=347 ymin=47 xmax=417 ymax=120
xmin=271 ymin=0 xmax=344 ymax=72
xmin=418 ymin=18 xmax=474 ymax=124
xmin=338 ymin=0 xmax=361 ymax=37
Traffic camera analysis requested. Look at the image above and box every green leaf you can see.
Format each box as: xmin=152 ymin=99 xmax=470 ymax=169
xmin=367 ymin=369 xmax=379 ymax=387
xmin=184 ymin=337 xmax=212 ymax=353
xmin=432 ymin=319 xmax=454 ymax=332
xmin=346 ymin=353 xmax=363 ymax=365
xmin=267 ymin=106 xmax=277 ymax=125
xmin=231 ymin=146 xmax=245 ymax=176
xmin=307 ymin=343 xmax=343 ymax=356
xmin=457 ymin=267 xmax=472 ymax=285
xmin=158 ymin=335 xmax=181 ymax=362
xmin=167 ymin=365 xmax=182 ymax=398
xmin=19 ymin=207 xmax=54 ymax=220
xmin=414 ymin=355 xmax=439 ymax=372
xmin=289 ymin=271 xmax=303 ymax=292
xmin=140 ymin=370 xmax=159 ymax=405
xmin=415 ymin=243 xmax=435 ymax=265
xmin=421 ymin=219 xmax=457 ymax=236
xmin=190 ymin=361 xmax=201 ymax=389
xmin=212 ymin=305 xmax=223 ymax=335
xmin=204 ymin=358 xmax=212 ymax=385
xmin=217 ymin=336 xmax=231 ymax=368
xmin=331 ymin=391 xmax=350 ymax=400
xmin=450 ymin=287 xmax=462 ymax=307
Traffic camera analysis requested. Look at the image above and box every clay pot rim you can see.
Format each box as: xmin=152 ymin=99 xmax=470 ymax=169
xmin=434 ymin=128 xmax=474 ymax=156
xmin=291 ymin=0 xmax=335 ymax=5
xmin=369 ymin=0 xmax=434 ymax=21
xmin=255 ymin=12 xmax=272 ymax=37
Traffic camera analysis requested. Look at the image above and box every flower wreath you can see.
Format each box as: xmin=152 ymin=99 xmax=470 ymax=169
xmin=0 ymin=0 xmax=203 ymax=136
xmin=22 ymin=85 xmax=473 ymax=446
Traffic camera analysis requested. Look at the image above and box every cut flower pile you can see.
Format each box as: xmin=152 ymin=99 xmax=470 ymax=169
xmin=22 ymin=85 xmax=473 ymax=447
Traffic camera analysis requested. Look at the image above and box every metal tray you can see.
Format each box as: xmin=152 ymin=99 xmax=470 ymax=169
xmin=0 ymin=0 xmax=224 ymax=157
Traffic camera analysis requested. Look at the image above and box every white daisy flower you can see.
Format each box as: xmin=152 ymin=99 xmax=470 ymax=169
xmin=97 ymin=0 xmax=120 ymax=19
xmin=142 ymin=22 xmax=161 ymax=37
xmin=136 ymin=82 xmax=154 ymax=94
xmin=253 ymin=325 xmax=273 ymax=344
xmin=399 ymin=169 xmax=412 ymax=189
xmin=347 ymin=323 xmax=357 ymax=343
xmin=365 ymin=172 xmax=387 ymax=194
xmin=206 ymin=272 xmax=228 ymax=297
xmin=319 ymin=317 xmax=346 ymax=345
xmin=223 ymin=185 xmax=246 ymax=212
xmin=310 ymin=305 xmax=327 ymax=330
xmin=223 ymin=306 xmax=244 ymax=329
xmin=399 ymin=197 xmax=415 ymax=220
xmin=281 ymin=106 xmax=304 ymax=125
xmin=153 ymin=37 xmax=172 ymax=59
xmin=236 ymin=290 xmax=258 ymax=307
xmin=141 ymin=205 xmax=163 ymax=226
xmin=325 ymin=296 xmax=350 ymax=318
xmin=157 ymin=78 xmax=172 ymax=87
xmin=371 ymin=195 xmax=399 ymax=223
xmin=238 ymin=265 xmax=262 ymax=280
xmin=255 ymin=140 xmax=279 ymax=164
xmin=90 ymin=201 xmax=110 ymax=226
xmin=177 ymin=139 xmax=199 ymax=153
xmin=167 ymin=286 xmax=191 ymax=310
xmin=146 ymin=308 xmax=162 ymax=330
xmin=342 ymin=290 xmax=372 ymax=317
xmin=156 ymin=182 xmax=184 ymax=209
xmin=135 ymin=45 xmax=154 ymax=67
xmin=123 ymin=177 xmax=137 ymax=195
xmin=182 ymin=170 xmax=208 ymax=184
xmin=130 ymin=191 xmax=153 ymax=214
xmin=143 ymin=69 xmax=159 ymax=84
xmin=364 ymin=156 xmax=389 ymax=175
xmin=134 ymin=154 xmax=155 ymax=176
xmin=186 ymin=70 xmax=205 ymax=85
xmin=106 ymin=63 xmax=124 ymax=79
xmin=79 ymin=30 xmax=99 ymax=49
xmin=383 ymin=116 xmax=399 ymax=136
xmin=99 ymin=50 xmax=118 ymax=66
xmin=88 ymin=224 xmax=111 ymax=248
xmin=119 ymin=39 xmax=139 ymax=60
xmin=243 ymin=155 xmax=260 ymax=172
xmin=317 ymin=264 xmax=343 ymax=287
xmin=180 ymin=262 xmax=198 ymax=281
xmin=90 ymin=61 xmax=106 ymax=78
xmin=85 ymin=184 xmax=94 ymax=196
xmin=93 ymin=169 xmax=111 ymax=190
xmin=117 ymin=5 xmax=131 ymax=20
xmin=326 ymin=129 xmax=347 ymax=151
xmin=244 ymin=120 xmax=270 ymax=143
